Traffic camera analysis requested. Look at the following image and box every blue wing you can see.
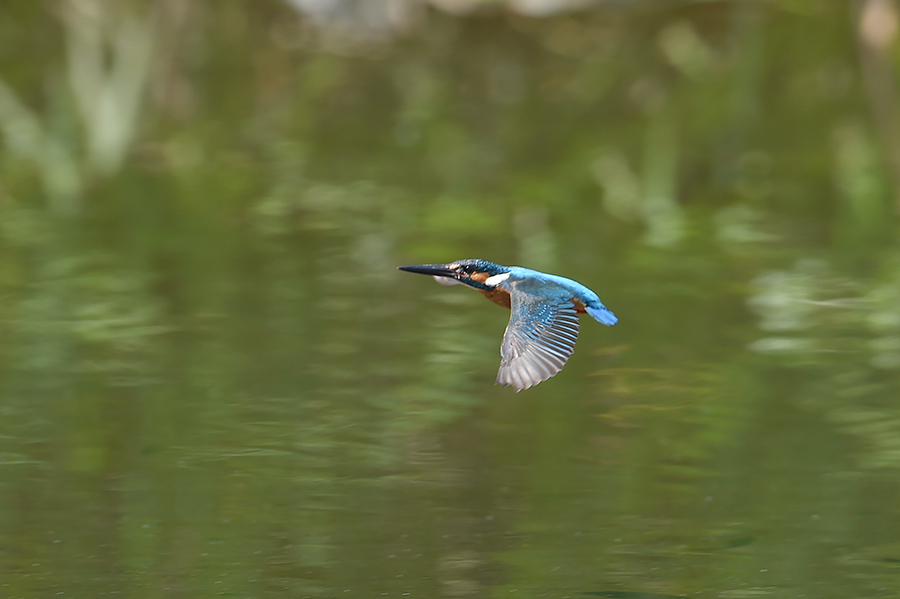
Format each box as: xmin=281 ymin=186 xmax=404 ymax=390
xmin=496 ymin=291 xmax=580 ymax=391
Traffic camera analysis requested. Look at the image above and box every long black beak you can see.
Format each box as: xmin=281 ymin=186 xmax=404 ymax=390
xmin=397 ymin=263 xmax=457 ymax=278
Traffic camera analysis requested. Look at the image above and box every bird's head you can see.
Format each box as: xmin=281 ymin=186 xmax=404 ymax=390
xmin=398 ymin=259 xmax=510 ymax=290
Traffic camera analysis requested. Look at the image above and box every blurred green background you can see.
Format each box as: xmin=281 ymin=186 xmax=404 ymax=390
xmin=2 ymin=0 xmax=900 ymax=597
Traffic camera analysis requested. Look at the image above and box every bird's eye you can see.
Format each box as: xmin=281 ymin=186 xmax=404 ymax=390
xmin=459 ymin=265 xmax=474 ymax=275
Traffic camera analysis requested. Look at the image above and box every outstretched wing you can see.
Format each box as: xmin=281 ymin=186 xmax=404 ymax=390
xmin=496 ymin=290 xmax=580 ymax=391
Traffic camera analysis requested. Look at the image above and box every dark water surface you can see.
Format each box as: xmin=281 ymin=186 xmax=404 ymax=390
xmin=2 ymin=1 xmax=900 ymax=597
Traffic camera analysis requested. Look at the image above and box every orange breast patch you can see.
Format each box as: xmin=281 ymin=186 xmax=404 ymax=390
xmin=478 ymin=287 xmax=511 ymax=309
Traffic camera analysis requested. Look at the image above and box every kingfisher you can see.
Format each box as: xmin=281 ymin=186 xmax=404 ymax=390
xmin=398 ymin=259 xmax=617 ymax=391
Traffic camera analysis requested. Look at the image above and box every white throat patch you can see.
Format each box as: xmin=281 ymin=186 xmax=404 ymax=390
xmin=434 ymin=275 xmax=462 ymax=286
xmin=484 ymin=272 xmax=511 ymax=287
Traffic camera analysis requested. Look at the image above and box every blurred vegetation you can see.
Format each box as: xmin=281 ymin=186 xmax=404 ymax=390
xmin=0 ymin=0 xmax=899 ymax=597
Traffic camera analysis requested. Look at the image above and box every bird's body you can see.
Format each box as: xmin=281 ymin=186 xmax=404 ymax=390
xmin=398 ymin=259 xmax=617 ymax=391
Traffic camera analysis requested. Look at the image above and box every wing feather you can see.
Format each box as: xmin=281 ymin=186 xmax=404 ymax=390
xmin=496 ymin=290 xmax=581 ymax=391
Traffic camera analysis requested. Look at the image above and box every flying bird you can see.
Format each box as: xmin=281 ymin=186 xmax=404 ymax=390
xmin=398 ymin=259 xmax=617 ymax=391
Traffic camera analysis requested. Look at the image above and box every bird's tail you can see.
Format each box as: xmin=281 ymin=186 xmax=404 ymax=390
xmin=586 ymin=304 xmax=618 ymax=326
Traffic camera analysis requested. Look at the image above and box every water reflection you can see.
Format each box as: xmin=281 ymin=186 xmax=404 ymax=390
xmin=1 ymin=1 xmax=900 ymax=598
